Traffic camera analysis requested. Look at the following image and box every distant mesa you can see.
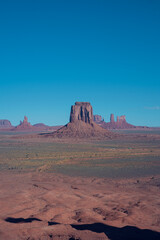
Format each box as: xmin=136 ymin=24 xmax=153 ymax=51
xmin=42 ymin=102 xmax=116 ymax=139
xmin=12 ymin=116 xmax=62 ymax=132
xmin=0 ymin=119 xmax=12 ymax=129
xmin=94 ymin=113 xmax=142 ymax=129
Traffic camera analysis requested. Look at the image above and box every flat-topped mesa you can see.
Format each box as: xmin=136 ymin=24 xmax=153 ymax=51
xmin=70 ymin=102 xmax=93 ymax=124
xmin=0 ymin=119 xmax=12 ymax=128
xmin=110 ymin=114 xmax=115 ymax=123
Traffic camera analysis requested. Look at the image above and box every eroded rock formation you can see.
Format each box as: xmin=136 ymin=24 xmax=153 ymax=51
xmin=95 ymin=113 xmax=136 ymax=129
xmin=94 ymin=115 xmax=102 ymax=123
xmin=110 ymin=114 xmax=115 ymax=123
xmin=12 ymin=116 xmax=62 ymax=132
xmin=43 ymin=102 xmax=116 ymax=139
xmin=119 ymin=115 xmax=126 ymax=123
xmin=70 ymin=102 xmax=93 ymax=124
xmin=20 ymin=116 xmax=32 ymax=127
xmin=13 ymin=116 xmax=33 ymax=131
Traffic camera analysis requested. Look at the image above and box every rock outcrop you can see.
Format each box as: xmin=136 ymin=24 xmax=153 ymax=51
xmin=94 ymin=113 xmax=136 ymax=129
xmin=23 ymin=116 xmax=31 ymax=126
xmin=94 ymin=115 xmax=102 ymax=123
xmin=13 ymin=116 xmax=33 ymax=131
xmin=119 ymin=115 xmax=126 ymax=123
xmin=0 ymin=119 xmax=12 ymax=129
xmin=12 ymin=117 xmax=62 ymax=132
xmin=42 ymin=102 xmax=116 ymax=139
xmin=110 ymin=114 xmax=115 ymax=123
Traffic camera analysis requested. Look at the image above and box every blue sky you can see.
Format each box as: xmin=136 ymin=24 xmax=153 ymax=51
xmin=0 ymin=0 xmax=160 ymax=126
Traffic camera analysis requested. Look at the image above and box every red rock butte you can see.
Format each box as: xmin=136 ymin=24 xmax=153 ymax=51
xmin=13 ymin=116 xmax=33 ymax=131
xmin=43 ymin=102 xmax=116 ymax=139
xmin=70 ymin=102 xmax=93 ymax=124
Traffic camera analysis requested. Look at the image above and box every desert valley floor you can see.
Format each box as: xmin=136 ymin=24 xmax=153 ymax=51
xmin=0 ymin=130 xmax=160 ymax=240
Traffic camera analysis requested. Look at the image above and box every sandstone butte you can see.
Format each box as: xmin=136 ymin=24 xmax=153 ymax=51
xmin=42 ymin=102 xmax=116 ymax=139
xmin=13 ymin=116 xmax=33 ymax=131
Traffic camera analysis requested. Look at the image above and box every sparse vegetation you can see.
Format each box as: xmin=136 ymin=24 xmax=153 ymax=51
xmin=0 ymin=131 xmax=160 ymax=178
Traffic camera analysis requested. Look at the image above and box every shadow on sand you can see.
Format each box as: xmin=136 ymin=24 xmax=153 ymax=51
xmin=48 ymin=221 xmax=60 ymax=226
xmin=71 ymin=222 xmax=160 ymax=240
xmin=5 ymin=217 xmax=42 ymax=223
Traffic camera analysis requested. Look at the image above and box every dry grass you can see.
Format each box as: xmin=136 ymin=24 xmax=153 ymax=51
xmin=0 ymin=131 xmax=160 ymax=178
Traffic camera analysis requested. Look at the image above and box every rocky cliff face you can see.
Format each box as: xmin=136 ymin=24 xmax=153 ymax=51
xmin=0 ymin=119 xmax=12 ymax=128
xmin=70 ymin=102 xmax=93 ymax=124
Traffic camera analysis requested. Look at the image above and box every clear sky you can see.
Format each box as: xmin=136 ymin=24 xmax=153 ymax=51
xmin=0 ymin=0 xmax=160 ymax=126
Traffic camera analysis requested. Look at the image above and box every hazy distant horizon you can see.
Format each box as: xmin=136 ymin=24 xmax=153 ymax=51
xmin=0 ymin=1 xmax=160 ymax=127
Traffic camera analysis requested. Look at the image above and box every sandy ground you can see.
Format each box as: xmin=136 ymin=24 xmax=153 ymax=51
xmin=0 ymin=171 xmax=160 ymax=240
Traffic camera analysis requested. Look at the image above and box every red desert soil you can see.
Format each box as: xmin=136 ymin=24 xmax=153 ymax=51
xmin=0 ymin=172 xmax=160 ymax=240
